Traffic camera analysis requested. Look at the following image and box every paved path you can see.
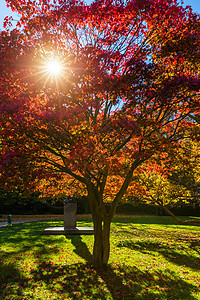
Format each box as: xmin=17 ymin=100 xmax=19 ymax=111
xmin=0 ymin=220 xmax=42 ymax=227
xmin=0 ymin=218 xmax=63 ymax=227
xmin=0 ymin=221 xmax=23 ymax=227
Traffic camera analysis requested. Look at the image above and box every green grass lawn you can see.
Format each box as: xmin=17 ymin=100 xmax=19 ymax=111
xmin=0 ymin=216 xmax=200 ymax=299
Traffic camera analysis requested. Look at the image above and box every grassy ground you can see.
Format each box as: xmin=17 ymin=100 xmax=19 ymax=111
xmin=0 ymin=216 xmax=200 ymax=299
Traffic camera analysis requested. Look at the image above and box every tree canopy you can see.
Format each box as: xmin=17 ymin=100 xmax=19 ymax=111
xmin=0 ymin=0 xmax=200 ymax=267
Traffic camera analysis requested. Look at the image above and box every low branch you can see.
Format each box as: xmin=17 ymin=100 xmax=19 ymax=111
xmin=109 ymin=158 xmax=143 ymax=219
xmin=160 ymin=205 xmax=200 ymax=225
xmin=41 ymin=156 xmax=87 ymax=184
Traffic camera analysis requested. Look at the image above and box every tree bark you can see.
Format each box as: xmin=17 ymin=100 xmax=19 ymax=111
xmin=92 ymin=215 xmax=111 ymax=268
xmin=87 ymin=182 xmax=112 ymax=268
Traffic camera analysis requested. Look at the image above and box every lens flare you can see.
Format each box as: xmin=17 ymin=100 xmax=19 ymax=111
xmin=46 ymin=60 xmax=62 ymax=75
xmin=35 ymin=53 xmax=67 ymax=89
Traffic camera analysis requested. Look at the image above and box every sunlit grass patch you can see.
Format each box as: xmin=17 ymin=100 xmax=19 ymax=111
xmin=0 ymin=216 xmax=200 ymax=299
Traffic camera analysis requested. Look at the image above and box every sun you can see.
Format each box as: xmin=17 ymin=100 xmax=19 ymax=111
xmin=46 ymin=59 xmax=62 ymax=76
xmin=35 ymin=53 xmax=67 ymax=88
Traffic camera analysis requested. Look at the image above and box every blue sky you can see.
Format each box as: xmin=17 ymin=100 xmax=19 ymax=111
xmin=0 ymin=0 xmax=199 ymax=29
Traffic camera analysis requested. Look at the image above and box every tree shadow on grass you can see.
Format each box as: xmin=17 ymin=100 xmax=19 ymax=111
xmin=117 ymin=240 xmax=200 ymax=271
xmin=0 ymin=229 xmax=198 ymax=300
xmin=0 ymin=261 xmax=30 ymax=299
xmin=0 ymin=258 xmax=198 ymax=299
xmin=0 ymin=221 xmax=65 ymax=250
xmin=99 ymin=265 xmax=199 ymax=300
xmin=0 ymin=221 xmax=67 ymax=277
xmin=66 ymin=235 xmax=93 ymax=263
xmin=59 ymin=235 xmax=198 ymax=299
xmin=29 ymin=260 xmax=199 ymax=300
xmin=0 ymin=221 xmax=199 ymax=299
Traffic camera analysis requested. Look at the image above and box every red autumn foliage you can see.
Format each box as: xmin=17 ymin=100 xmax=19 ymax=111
xmin=0 ymin=0 xmax=199 ymax=267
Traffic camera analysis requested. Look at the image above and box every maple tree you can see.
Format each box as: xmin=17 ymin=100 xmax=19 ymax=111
xmin=0 ymin=0 xmax=200 ymax=267
xmin=129 ymin=117 xmax=200 ymax=222
xmin=167 ymin=136 xmax=200 ymax=204
xmin=132 ymin=141 xmax=200 ymax=222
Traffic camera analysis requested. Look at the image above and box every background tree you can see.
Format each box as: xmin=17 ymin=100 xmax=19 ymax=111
xmin=167 ymin=134 xmax=200 ymax=208
xmin=132 ymin=150 xmax=199 ymax=221
xmin=0 ymin=0 xmax=199 ymax=267
xmin=129 ymin=120 xmax=200 ymax=221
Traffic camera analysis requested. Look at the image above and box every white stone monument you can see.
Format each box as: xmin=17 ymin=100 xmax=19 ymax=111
xmin=64 ymin=197 xmax=77 ymax=229
xmin=44 ymin=196 xmax=94 ymax=235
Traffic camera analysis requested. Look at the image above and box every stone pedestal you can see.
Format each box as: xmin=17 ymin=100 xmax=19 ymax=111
xmin=44 ymin=226 xmax=94 ymax=235
xmin=44 ymin=199 xmax=94 ymax=235
xmin=64 ymin=202 xmax=77 ymax=229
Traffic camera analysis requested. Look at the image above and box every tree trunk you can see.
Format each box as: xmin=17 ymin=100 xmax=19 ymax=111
xmin=86 ymin=163 xmax=141 ymax=268
xmin=92 ymin=215 xmax=111 ymax=269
